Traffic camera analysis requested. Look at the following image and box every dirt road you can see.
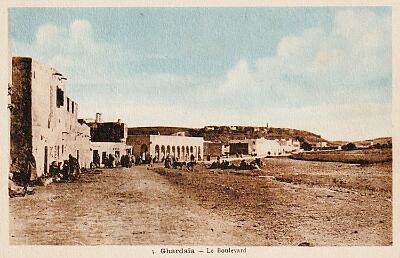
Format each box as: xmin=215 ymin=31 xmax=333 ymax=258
xmin=9 ymin=158 xmax=392 ymax=246
xmin=9 ymin=166 xmax=263 ymax=245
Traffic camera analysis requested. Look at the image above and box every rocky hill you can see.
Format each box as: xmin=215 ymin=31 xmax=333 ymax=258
xmin=354 ymin=137 xmax=392 ymax=147
xmin=128 ymin=126 xmax=329 ymax=144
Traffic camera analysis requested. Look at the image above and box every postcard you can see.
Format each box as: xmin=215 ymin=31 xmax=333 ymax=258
xmin=1 ymin=1 xmax=399 ymax=258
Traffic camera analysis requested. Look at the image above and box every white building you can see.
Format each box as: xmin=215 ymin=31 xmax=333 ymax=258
xmin=316 ymin=142 xmax=328 ymax=148
xmin=10 ymin=57 xmax=91 ymax=179
xmin=229 ymin=137 xmax=301 ymax=156
xmin=278 ymin=138 xmax=301 ymax=153
xmin=127 ymin=134 xmax=204 ymax=161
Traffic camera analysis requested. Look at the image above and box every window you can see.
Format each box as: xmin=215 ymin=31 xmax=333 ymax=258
xmin=72 ymin=101 xmax=75 ymax=113
xmin=67 ymin=98 xmax=70 ymax=112
xmin=56 ymin=87 xmax=64 ymax=107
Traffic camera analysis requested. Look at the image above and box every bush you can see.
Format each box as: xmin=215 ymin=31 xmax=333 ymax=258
xmin=301 ymin=141 xmax=312 ymax=151
xmin=342 ymin=142 xmax=356 ymax=151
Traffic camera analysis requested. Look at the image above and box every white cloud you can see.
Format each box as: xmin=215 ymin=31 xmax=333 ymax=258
xmin=70 ymin=20 xmax=93 ymax=44
xmin=10 ymin=10 xmax=391 ymax=141
xmin=11 ymin=19 xmax=130 ymax=87
xmin=35 ymin=23 xmax=60 ymax=46
xmin=205 ymin=9 xmax=391 ymax=140
xmin=220 ymin=59 xmax=255 ymax=92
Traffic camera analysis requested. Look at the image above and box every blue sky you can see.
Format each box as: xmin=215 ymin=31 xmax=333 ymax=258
xmin=9 ymin=7 xmax=391 ymax=141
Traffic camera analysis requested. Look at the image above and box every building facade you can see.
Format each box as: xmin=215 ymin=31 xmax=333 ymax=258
xmin=82 ymin=113 xmax=132 ymax=165
xmin=10 ymin=57 xmax=91 ymax=179
xmin=203 ymin=141 xmax=223 ymax=158
xmin=127 ymin=134 xmax=204 ymax=161
xmin=229 ymin=138 xmax=300 ymax=157
xmin=277 ymin=138 xmax=301 ymax=153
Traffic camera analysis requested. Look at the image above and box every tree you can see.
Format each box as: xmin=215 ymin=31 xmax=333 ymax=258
xmin=342 ymin=142 xmax=356 ymax=151
xmin=301 ymin=141 xmax=312 ymax=151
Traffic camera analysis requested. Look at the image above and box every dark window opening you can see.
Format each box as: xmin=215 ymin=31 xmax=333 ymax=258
xmin=67 ymin=98 xmax=70 ymax=112
xmin=72 ymin=101 xmax=75 ymax=113
xmin=56 ymin=87 xmax=64 ymax=108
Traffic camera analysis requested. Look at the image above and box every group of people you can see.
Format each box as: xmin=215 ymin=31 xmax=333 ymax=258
xmin=164 ymin=154 xmax=197 ymax=170
xmin=209 ymin=157 xmax=263 ymax=170
xmin=49 ymin=154 xmax=80 ymax=181
xmin=92 ymin=152 xmax=137 ymax=169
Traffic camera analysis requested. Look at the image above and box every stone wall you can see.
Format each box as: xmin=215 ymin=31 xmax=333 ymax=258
xmin=10 ymin=57 xmax=33 ymax=178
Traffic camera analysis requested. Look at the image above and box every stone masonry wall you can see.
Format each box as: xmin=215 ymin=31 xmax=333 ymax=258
xmin=10 ymin=57 xmax=33 ymax=177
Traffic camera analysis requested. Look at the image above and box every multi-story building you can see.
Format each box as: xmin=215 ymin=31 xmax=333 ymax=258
xmin=10 ymin=57 xmax=91 ymax=180
xmin=82 ymin=113 xmax=132 ymax=165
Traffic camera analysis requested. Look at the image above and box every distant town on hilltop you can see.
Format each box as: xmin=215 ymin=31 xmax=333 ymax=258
xmin=127 ymin=126 xmax=391 ymax=147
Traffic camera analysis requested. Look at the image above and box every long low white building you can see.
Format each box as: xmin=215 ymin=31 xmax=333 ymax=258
xmin=229 ymin=138 xmax=300 ymax=156
xmin=127 ymin=134 xmax=204 ymax=161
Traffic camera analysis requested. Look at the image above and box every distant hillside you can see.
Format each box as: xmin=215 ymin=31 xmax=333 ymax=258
xmin=330 ymin=140 xmax=349 ymax=146
xmin=128 ymin=126 xmax=329 ymax=144
xmin=127 ymin=126 xmax=193 ymax=136
xmin=354 ymin=137 xmax=392 ymax=147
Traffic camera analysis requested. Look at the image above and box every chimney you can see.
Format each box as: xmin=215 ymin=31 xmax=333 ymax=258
xmin=95 ymin=113 xmax=102 ymax=123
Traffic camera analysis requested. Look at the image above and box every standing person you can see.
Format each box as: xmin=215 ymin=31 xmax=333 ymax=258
xmin=141 ymin=152 xmax=146 ymax=164
xmin=130 ymin=154 xmax=136 ymax=167
xmin=164 ymin=155 xmax=172 ymax=169
xmin=27 ymin=153 xmax=37 ymax=183
xmin=94 ymin=152 xmax=100 ymax=168
xmin=69 ymin=154 xmax=79 ymax=180
xmin=62 ymin=160 xmax=69 ymax=180
xmin=109 ymin=154 xmax=115 ymax=168
xmin=103 ymin=155 xmax=109 ymax=168
xmin=115 ymin=153 xmax=120 ymax=167
xmin=120 ymin=154 xmax=126 ymax=167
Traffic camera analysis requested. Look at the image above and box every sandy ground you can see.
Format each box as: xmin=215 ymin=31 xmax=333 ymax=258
xmin=9 ymin=166 xmax=262 ymax=245
xmin=9 ymin=158 xmax=392 ymax=246
xmin=153 ymin=158 xmax=392 ymax=246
